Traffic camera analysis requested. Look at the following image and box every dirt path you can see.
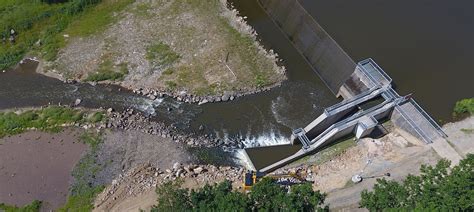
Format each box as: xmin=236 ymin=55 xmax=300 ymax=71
xmin=0 ymin=130 xmax=86 ymax=210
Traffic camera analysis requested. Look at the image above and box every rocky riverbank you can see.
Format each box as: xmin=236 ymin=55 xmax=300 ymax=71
xmin=39 ymin=0 xmax=286 ymax=104
xmin=94 ymin=163 xmax=244 ymax=211
xmin=97 ymin=108 xmax=243 ymax=149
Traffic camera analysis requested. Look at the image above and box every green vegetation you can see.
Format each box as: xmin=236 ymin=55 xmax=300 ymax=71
xmin=152 ymin=178 xmax=328 ymax=211
xmin=154 ymin=0 xmax=283 ymax=96
xmin=293 ymin=136 xmax=356 ymax=165
xmin=131 ymin=2 xmax=153 ymax=18
xmin=0 ymin=106 xmax=83 ymax=137
xmin=146 ymin=42 xmax=180 ymax=68
xmin=88 ymin=111 xmax=105 ymax=123
xmin=312 ymin=136 xmax=355 ymax=164
xmin=0 ymin=0 xmax=99 ymax=69
xmin=0 ymin=200 xmax=42 ymax=212
xmin=162 ymin=68 xmax=174 ymax=75
xmin=85 ymin=59 xmax=129 ymax=82
xmin=64 ymin=0 xmax=133 ymax=37
xmin=360 ymin=154 xmax=474 ymax=211
xmin=0 ymin=107 xmax=106 ymax=138
xmin=219 ymin=17 xmax=274 ymax=89
xmin=255 ymin=73 xmax=268 ymax=88
xmin=0 ymin=0 xmax=134 ymax=70
xmin=460 ymin=128 xmax=474 ymax=134
xmin=165 ymin=80 xmax=177 ymax=89
xmin=453 ymin=98 xmax=474 ymax=117
xmin=60 ymin=132 xmax=105 ymax=212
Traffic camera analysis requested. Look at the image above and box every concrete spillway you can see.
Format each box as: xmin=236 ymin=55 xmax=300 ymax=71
xmin=244 ymin=59 xmax=446 ymax=173
xmin=259 ymin=91 xmax=407 ymax=173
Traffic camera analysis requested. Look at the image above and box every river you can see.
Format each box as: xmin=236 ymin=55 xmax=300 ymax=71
xmin=0 ymin=0 xmax=472 ymax=169
xmin=300 ymin=0 xmax=474 ymax=122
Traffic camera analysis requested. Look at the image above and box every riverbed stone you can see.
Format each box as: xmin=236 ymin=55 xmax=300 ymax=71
xmin=74 ymin=98 xmax=82 ymax=106
xmin=222 ymin=94 xmax=230 ymax=101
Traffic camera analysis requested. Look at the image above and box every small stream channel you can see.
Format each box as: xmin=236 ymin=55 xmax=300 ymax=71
xmin=1 ymin=0 xmax=471 ymax=170
xmin=0 ymin=0 xmax=340 ymax=169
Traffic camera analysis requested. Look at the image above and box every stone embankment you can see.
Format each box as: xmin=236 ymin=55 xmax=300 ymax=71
xmin=131 ymin=84 xmax=280 ymax=105
xmin=77 ymin=107 xmax=242 ymax=149
xmin=94 ymin=163 xmax=244 ymax=210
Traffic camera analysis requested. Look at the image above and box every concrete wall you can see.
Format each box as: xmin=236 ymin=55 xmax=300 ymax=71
xmin=258 ymin=0 xmax=356 ymax=94
xmin=303 ymin=107 xmax=357 ymax=141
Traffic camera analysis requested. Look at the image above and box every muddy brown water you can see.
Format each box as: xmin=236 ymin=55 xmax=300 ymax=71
xmin=0 ymin=130 xmax=87 ymax=210
xmin=301 ymin=0 xmax=474 ymax=122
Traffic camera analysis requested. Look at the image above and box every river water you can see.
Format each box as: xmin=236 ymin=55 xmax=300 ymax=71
xmin=301 ymin=0 xmax=474 ymax=122
xmin=0 ymin=0 xmax=472 ymax=170
xmin=0 ymin=0 xmax=338 ymax=147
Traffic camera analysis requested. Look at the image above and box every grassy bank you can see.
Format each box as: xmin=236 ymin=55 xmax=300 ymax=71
xmin=453 ymin=98 xmax=474 ymax=117
xmin=0 ymin=0 xmax=134 ymax=70
xmin=292 ymin=136 xmax=356 ymax=165
xmin=51 ymin=0 xmax=285 ymax=96
xmin=0 ymin=200 xmax=42 ymax=212
xmin=59 ymin=132 xmax=105 ymax=211
xmin=0 ymin=106 xmax=105 ymax=138
xmin=154 ymin=0 xmax=284 ymax=95
xmin=0 ymin=0 xmax=99 ymax=69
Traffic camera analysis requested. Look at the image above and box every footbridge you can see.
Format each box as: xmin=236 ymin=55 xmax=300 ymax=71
xmin=245 ymin=59 xmax=447 ymax=173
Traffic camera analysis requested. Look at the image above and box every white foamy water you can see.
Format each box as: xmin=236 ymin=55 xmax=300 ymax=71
xmin=130 ymin=97 xmax=163 ymax=115
xmin=240 ymin=130 xmax=291 ymax=148
xmin=271 ymin=96 xmax=290 ymax=127
xmin=234 ymin=149 xmax=256 ymax=170
xmin=231 ymin=130 xmax=291 ymax=170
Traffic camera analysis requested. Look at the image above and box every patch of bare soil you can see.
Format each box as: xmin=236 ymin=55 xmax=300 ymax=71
xmin=50 ymin=0 xmax=285 ymax=98
xmin=442 ymin=116 xmax=474 ymax=157
xmin=267 ymin=129 xmax=442 ymax=210
xmin=309 ymin=132 xmax=440 ymax=210
xmin=0 ymin=130 xmax=87 ymax=210
xmin=93 ymin=163 xmax=244 ymax=212
xmin=92 ymin=129 xmax=192 ymax=187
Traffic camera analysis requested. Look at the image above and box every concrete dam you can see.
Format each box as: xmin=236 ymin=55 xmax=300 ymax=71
xmin=244 ymin=59 xmax=446 ymax=173
xmin=242 ymin=0 xmax=451 ymax=173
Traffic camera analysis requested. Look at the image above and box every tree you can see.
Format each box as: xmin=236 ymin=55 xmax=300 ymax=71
xmin=360 ymin=154 xmax=474 ymax=211
xmin=249 ymin=178 xmax=288 ymax=210
xmin=152 ymin=178 xmax=328 ymax=211
xmin=152 ymin=180 xmax=191 ymax=212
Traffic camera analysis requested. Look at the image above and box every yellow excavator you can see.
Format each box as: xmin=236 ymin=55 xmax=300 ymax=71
xmin=243 ymin=170 xmax=311 ymax=191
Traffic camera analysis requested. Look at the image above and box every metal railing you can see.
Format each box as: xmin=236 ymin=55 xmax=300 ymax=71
xmin=409 ymin=99 xmax=447 ymax=137
xmin=357 ymin=58 xmax=392 ymax=88
xmin=394 ymin=105 xmax=432 ymax=143
xmin=360 ymin=58 xmax=393 ymax=83
xmin=324 ymin=85 xmax=381 ymax=113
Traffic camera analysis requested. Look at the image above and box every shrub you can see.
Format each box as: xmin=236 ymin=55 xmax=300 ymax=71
xmin=152 ymin=178 xmax=328 ymax=211
xmin=360 ymin=154 xmax=474 ymax=211
xmin=453 ymin=98 xmax=474 ymax=117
